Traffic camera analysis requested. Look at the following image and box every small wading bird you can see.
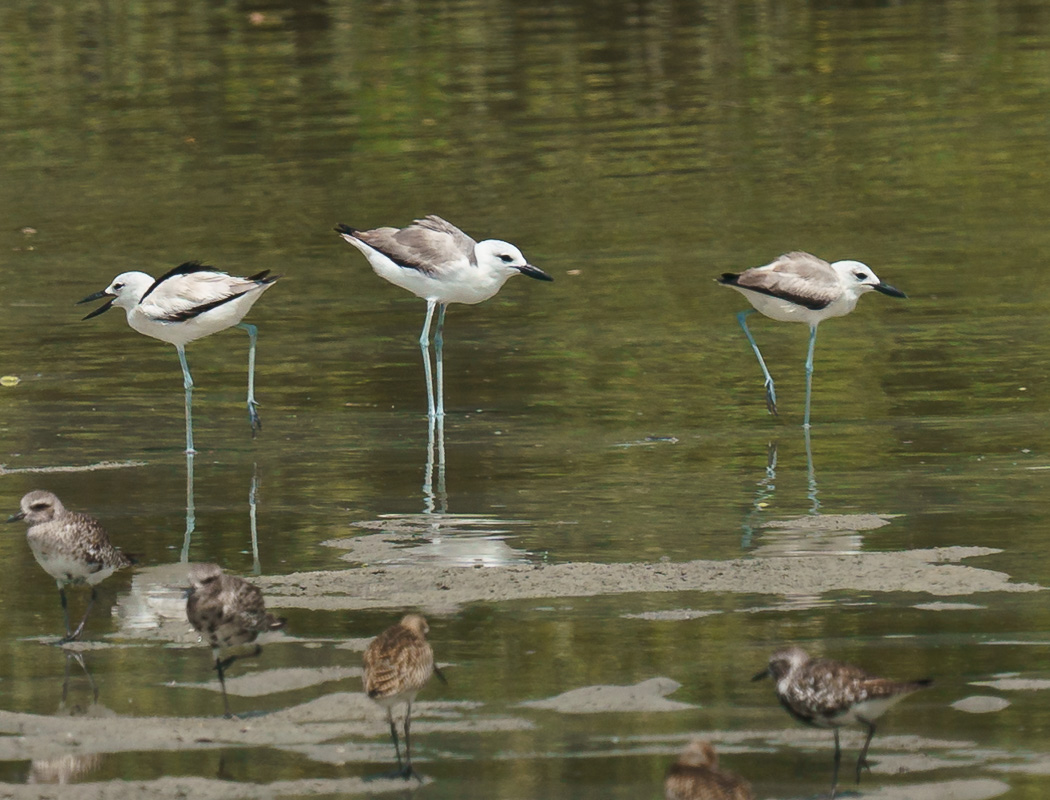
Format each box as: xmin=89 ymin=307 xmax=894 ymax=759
xmin=664 ymin=740 xmax=754 ymax=800
xmin=718 ymin=252 xmax=906 ymax=427
xmin=336 ymin=216 xmax=553 ymax=419
xmin=8 ymin=490 xmax=134 ymax=643
xmin=753 ymin=646 xmax=932 ymax=799
xmin=362 ymin=613 xmax=447 ymax=780
xmin=186 ymin=563 xmax=286 ymax=718
xmin=78 ymin=262 xmax=280 ymax=453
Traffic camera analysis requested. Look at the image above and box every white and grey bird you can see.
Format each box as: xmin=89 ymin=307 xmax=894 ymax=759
xmin=753 ymin=646 xmax=931 ymax=799
xmin=7 ymin=490 xmax=134 ymax=644
xmin=718 ymin=252 xmax=906 ymax=427
xmin=336 ymin=216 xmax=553 ymax=418
xmin=186 ymin=562 xmax=286 ymax=718
xmin=664 ymin=740 xmax=754 ymax=800
xmin=78 ymin=262 xmax=280 ymax=453
xmin=362 ymin=613 xmax=447 ymax=780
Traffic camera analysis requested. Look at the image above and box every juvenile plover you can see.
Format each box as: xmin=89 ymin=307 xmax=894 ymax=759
xmin=362 ymin=613 xmax=447 ymax=779
xmin=186 ymin=562 xmax=286 ymax=718
xmin=753 ymin=645 xmax=931 ymax=798
xmin=664 ymin=740 xmax=754 ymax=800
xmin=8 ymin=490 xmax=133 ymax=643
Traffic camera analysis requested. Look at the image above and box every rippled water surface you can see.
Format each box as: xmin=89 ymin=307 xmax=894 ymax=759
xmin=4 ymin=1 xmax=1050 ymax=798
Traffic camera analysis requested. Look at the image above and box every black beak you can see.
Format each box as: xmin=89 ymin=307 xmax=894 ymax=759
xmin=751 ymin=667 xmax=770 ymax=682
xmin=6 ymin=511 xmax=25 ymax=523
xmin=874 ymin=282 xmax=907 ymax=299
xmin=77 ymin=290 xmax=116 ymax=320
xmin=518 ymin=263 xmax=554 ymax=282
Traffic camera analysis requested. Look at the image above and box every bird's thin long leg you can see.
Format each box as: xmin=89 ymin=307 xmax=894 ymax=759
xmin=404 ymin=700 xmax=422 ymax=781
xmin=434 ymin=303 xmax=447 ymax=419
xmin=856 ymin=719 xmax=877 ymax=784
xmin=57 ymin=585 xmax=72 ymax=639
xmin=735 ymin=310 xmax=778 ymax=416
xmin=215 ymin=654 xmax=234 ymax=718
xmin=65 ymin=586 xmax=97 ymax=642
xmin=829 ymin=727 xmax=841 ymax=800
xmin=419 ymin=300 xmax=437 ymax=419
xmin=804 ymin=323 xmax=818 ymax=429
xmin=182 ymin=451 xmax=195 ymax=563
xmin=387 ymin=707 xmax=403 ymax=771
xmin=177 ymin=346 xmax=196 ymax=454
xmin=237 ymin=322 xmax=262 ymax=436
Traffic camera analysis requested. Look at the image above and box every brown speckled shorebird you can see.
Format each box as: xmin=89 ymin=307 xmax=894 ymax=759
xmin=7 ymin=490 xmax=134 ymax=643
xmin=186 ymin=563 xmax=286 ymax=718
xmin=753 ymin=646 xmax=932 ymax=799
xmin=664 ymin=740 xmax=754 ymax=800
xmin=362 ymin=613 xmax=447 ymax=780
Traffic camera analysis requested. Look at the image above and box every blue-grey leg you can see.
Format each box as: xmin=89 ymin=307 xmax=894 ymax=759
xmin=736 ymin=310 xmax=777 ymax=415
xmin=237 ymin=322 xmax=262 ymax=436
xmin=58 ymin=584 xmax=72 ymax=639
xmin=434 ymin=303 xmax=447 ymax=418
xmin=181 ymin=451 xmax=195 ymax=563
xmin=804 ymin=323 xmax=818 ymax=429
xmin=177 ymin=345 xmax=196 ymax=454
xmin=419 ymin=300 xmax=438 ymax=419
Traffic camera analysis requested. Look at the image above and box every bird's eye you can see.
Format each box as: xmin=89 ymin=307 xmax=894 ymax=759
xmin=30 ymin=503 xmax=49 ymax=511
xmin=113 ymin=282 xmax=125 ymax=291
xmin=855 ymin=273 xmax=869 ymax=281
xmin=499 ymin=254 xmax=514 ymax=264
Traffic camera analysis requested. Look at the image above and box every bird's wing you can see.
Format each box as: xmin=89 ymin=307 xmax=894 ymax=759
xmin=65 ymin=512 xmax=127 ymax=570
xmin=799 ymin=659 xmax=880 ymax=717
xmin=223 ymin=578 xmax=282 ymax=632
xmin=731 ymin=252 xmax=840 ymax=311
xmin=362 ymin=626 xmax=434 ymax=698
xmin=352 ymin=216 xmax=477 ymax=274
xmin=138 ymin=262 xmax=260 ymax=322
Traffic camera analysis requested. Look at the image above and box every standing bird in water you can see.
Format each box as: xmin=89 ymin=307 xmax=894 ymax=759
xmin=718 ymin=252 xmax=906 ymax=427
xmin=336 ymin=216 xmax=553 ymax=419
xmin=664 ymin=740 xmax=754 ymax=800
xmin=362 ymin=613 xmax=447 ymax=779
xmin=186 ymin=563 xmax=286 ymax=718
xmin=78 ymin=262 xmax=280 ymax=453
xmin=8 ymin=490 xmax=134 ymax=643
xmin=753 ymin=646 xmax=932 ymax=799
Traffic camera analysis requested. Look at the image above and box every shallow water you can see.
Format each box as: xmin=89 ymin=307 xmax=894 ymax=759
xmin=3 ymin=0 xmax=1050 ymax=797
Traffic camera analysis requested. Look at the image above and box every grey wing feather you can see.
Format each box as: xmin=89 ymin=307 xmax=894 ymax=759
xmin=355 ymin=216 xmax=477 ymax=273
xmin=735 ymin=252 xmax=839 ymax=310
xmin=67 ymin=513 xmax=131 ymax=569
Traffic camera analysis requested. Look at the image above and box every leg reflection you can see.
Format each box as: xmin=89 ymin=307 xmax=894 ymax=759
xmin=60 ymin=649 xmax=99 ymax=710
xmin=423 ymin=414 xmax=447 ymax=515
xmin=740 ymin=441 xmax=777 ymax=548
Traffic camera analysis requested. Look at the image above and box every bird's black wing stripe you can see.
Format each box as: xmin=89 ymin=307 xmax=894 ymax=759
xmin=141 ymin=261 xmax=219 ymax=302
xmin=158 ymin=291 xmax=247 ymax=322
xmin=719 ymin=273 xmax=831 ymax=311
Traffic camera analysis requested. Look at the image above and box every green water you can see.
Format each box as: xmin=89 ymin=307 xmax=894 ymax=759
xmin=3 ymin=0 xmax=1050 ymax=797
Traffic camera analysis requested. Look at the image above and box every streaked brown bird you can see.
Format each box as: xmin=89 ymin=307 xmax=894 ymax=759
xmin=186 ymin=563 xmax=286 ymax=718
xmin=753 ymin=646 xmax=931 ymax=799
xmin=8 ymin=490 xmax=134 ymax=643
xmin=664 ymin=740 xmax=754 ymax=800
xmin=362 ymin=613 xmax=447 ymax=779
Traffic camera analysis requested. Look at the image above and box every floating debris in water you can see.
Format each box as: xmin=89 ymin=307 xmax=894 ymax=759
xmin=1 ymin=375 xmax=19 ymax=387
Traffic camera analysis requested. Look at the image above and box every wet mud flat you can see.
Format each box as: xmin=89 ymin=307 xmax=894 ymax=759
xmin=0 ymin=516 xmax=1044 ymax=799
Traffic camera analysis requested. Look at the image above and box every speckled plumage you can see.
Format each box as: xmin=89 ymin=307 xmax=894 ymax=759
xmin=363 ymin=613 xmax=444 ymax=779
xmin=755 ymin=646 xmax=931 ymax=798
xmin=186 ymin=563 xmax=285 ymax=717
xmin=8 ymin=490 xmax=133 ymax=642
xmin=664 ymin=741 xmax=754 ymax=800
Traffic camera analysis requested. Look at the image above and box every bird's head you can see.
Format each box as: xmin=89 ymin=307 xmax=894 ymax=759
xmin=753 ymin=646 xmax=811 ymax=683
xmin=77 ymin=271 xmax=155 ymax=319
xmin=476 ymin=239 xmax=553 ymax=283
xmin=8 ymin=490 xmax=63 ymax=525
xmin=832 ymin=260 xmax=907 ymax=300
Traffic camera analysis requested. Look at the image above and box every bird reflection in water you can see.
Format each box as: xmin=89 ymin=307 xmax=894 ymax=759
xmin=181 ymin=456 xmax=262 ymax=575
xmin=740 ymin=429 xmax=821 ymax=550
xmin=59 ymin=649 xmax=99 ymax=712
